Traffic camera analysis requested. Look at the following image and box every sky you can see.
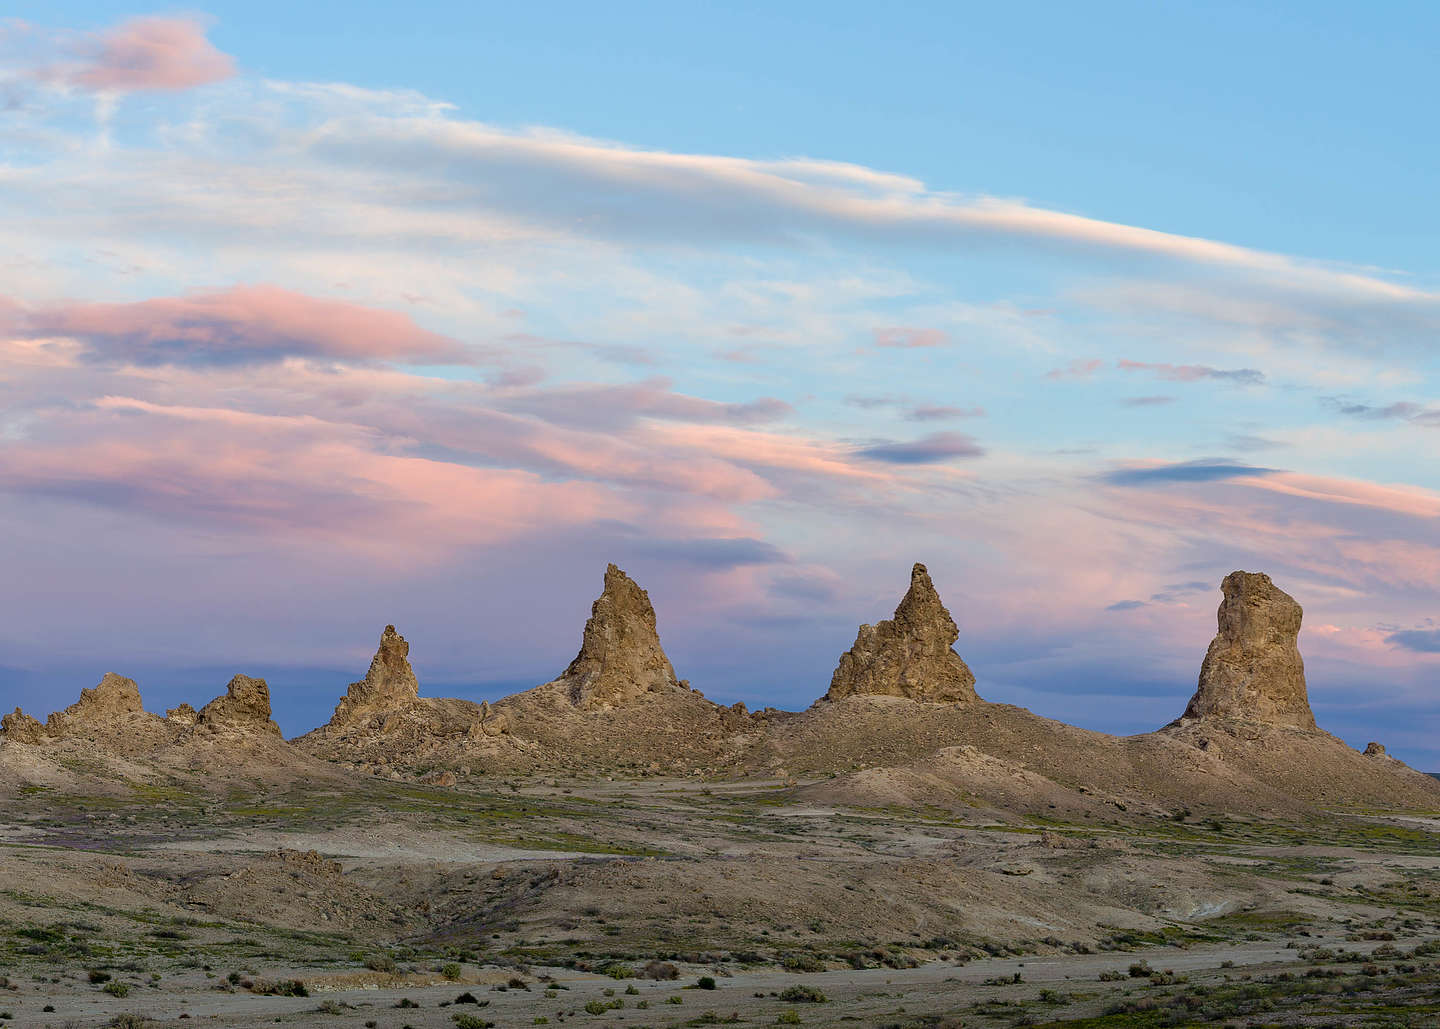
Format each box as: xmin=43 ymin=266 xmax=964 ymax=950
xmin=2 ymin=3 xmax=1438 ymax=767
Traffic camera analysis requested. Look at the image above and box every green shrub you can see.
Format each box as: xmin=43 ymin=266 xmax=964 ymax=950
xmin=696 ymin=976 xmax=717 ymax=990
xmin=103 ymin=981 xmax=131 ymax=998
xmin=441 ymin=963 xmax=463 ymax=981
xmin=452 ymin=1016 xmax=495 ymax=1029
xmin=778 ymin=985 xmax=826 ymax=1003
xmin=776 ymin=1012 xmax=802 ymax=1025
xmin=88 ymin=969 xmax=112 ymax=984
xmin=604 ymin=963 xmax=636 ymax=979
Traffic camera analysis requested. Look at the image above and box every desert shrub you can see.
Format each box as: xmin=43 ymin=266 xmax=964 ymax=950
xmin=103 ymin=981 xmax=131 ymax=998
xmin=778 ymin=985 xmax=826 ymax=1003
xmin=366 ymin=953 xmax=398 ymax=973
xmin=696 ymin=976 xmax=717 ymax=990
xmin=643 ymin=960 xmax=679 ymax=980
xmin=1128 ymin=961 xmax=1154 ymax=977
xmin=508 ymin=976 xmax=531 ymax=990
xmin=666 ymin=995 xmax=684 ymax=1004
xmin=441 ymin=962 xmax=463 ymax=980
xmin=88 ymin=969 xmax=112 ymax=984
xmin=255 ymin=979 xmax=308 ymax=997
xmin=108 ymin=1017 xmax=152 ymax=1029
xmin=584 ymin=998 xmax=623 ymax=1014
xmin=454 ymin=992 xmax=486 ymax=1005
xmin=452 ymin=1016 xmax=495 ymax=1029
xmin=780 ymin=953 xmax=825 ymax=973
xmin=776 ymin=1012 xmax=802 ymax=1025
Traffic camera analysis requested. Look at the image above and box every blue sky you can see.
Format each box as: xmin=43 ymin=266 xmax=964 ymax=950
xmin=1 ymin=3 xmax=1437 ymax=766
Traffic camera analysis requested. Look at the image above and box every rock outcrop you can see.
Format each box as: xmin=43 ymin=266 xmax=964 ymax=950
xmin=1179 ymin=571 xmax=1316 ymax=730
xmin=825 ymin=563 xmax=978 ymax=703
xmin=1364 ymin=742 xmax=1389 ymax=758
xmin=550 ymin=564 xmax=681 ymax=709
xmin=327 ymin=625 xmax=420 ymax=728
xmin=194 ymin=675 xmax=282 ymax=736
xmin=45 ymin=672 xmax=147 ymax=735
xmin=166 ymin=703 xmax=198 ymax=727
xmin=1 ymin=708 xmax=47 ymax=744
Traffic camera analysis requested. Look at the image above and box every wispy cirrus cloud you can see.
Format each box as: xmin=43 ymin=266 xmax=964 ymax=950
xmin=1117 ymin=359 xmax=1265 ymax=386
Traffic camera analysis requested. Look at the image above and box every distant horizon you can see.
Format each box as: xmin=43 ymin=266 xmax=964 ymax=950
xmin=2 ymin=5 xmax=1436 ymax=768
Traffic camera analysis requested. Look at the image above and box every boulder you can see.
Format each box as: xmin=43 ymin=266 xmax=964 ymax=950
xmin=825 ymin=563 xmax=978 ymax=703
xmin=1180 ymin=571 xmax=1316 ymax=730
xmin=1364 ymin=742 xmax=1388 ymax=758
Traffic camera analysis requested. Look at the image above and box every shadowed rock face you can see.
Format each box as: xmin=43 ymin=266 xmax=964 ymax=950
xmin=329 ymin=625 xmax=421 ymax=727
xmin=553 ymin=564 xmax=680 ymax=709
xmin=826 ymin=563 xmax=979 ymax=703
xmin=1181 ymin=571 xmax=1316 ymax=730
xmin=195 ymin=675 xmax=282 ymax=736
xmin=1364 ymin=742 xmax=1388 ymax=758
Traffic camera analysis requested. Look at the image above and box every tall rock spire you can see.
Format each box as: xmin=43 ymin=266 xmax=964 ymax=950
xmin=1180 ymin=571 xmax=1316 ymax=730
xmin=553 ymin=564 xmax=680 ymax=709
xmin=328 ymin=625 xmax=421 ymax=727
xmin=826 ymin=563 xmax=979 ymax=703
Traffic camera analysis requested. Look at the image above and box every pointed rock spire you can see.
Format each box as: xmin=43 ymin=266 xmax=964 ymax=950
xmin=553 ymin=564 xmax=680 ymax=709
xmin=826 ymin=563 xmax=979 ymax=703
xmin=329 ymin=625 xmax=421 ymax=727
xmin=195 ymin=674 xmax=282 ymax=736
xmin=1180 ymin=571 xmax=1316 ymax=730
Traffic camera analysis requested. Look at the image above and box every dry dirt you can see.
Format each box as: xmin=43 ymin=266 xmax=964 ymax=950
xmin=1 ymin=764 xmax=1438 ymax=1028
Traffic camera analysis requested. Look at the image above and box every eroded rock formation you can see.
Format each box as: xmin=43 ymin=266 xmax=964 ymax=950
xmin=328 ymin=625 xmax=420 ymax=728
xmin=195 ymin=675 xmax=282 ymax=736
xmin=551 ymin=564 xmax=681 ymax=709
xmin=1 ymin=708 xmax=47 ymax=744
xmin=1364 ymin=742 xmax=1389 ymax=758
xmin=46 ymin=672 xmax=147 ymax=735
xmin=825 ymin=563 xmax=978 ymax=703
xmin=1180 ymin=571 xmax=1316 ymax=730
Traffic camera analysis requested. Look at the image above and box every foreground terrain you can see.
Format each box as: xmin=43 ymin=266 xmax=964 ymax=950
xmin=2 ymin=771 xmax=1440 ymax=1027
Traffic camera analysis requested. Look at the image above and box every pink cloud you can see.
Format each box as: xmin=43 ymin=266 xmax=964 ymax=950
xmin=1044 ymin=358 xmax=1103 ymax=380
xmin=18 ymin=285 xmax=470 ymax=366
xmin=873 ymin=326 xmax=947 ymax=349
xmin=60 ymin=16 xmax=235 ymax=93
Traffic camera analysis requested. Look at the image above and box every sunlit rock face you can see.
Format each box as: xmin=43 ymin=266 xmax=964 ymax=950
xmin=1181 ymin=571 xmax=1316 ymax=731
xmin=825 ymin=563 xmax=979 ymax=704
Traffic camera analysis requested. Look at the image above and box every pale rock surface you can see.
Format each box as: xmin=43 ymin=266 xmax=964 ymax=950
xmin=825 ymin=563 xmax=978 ymax=703
xmin=328 ymin=625 xmax=420 ymax=727
xmin=195 ymin=675 xmax=282 ymax=736
xmin=550 ymin=564 xmax=681 ymax=709
xmin=1180 ymin=571 xmax=1316 ymax=730
xmin=166 ymin=703 xmax=198 ymax=727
